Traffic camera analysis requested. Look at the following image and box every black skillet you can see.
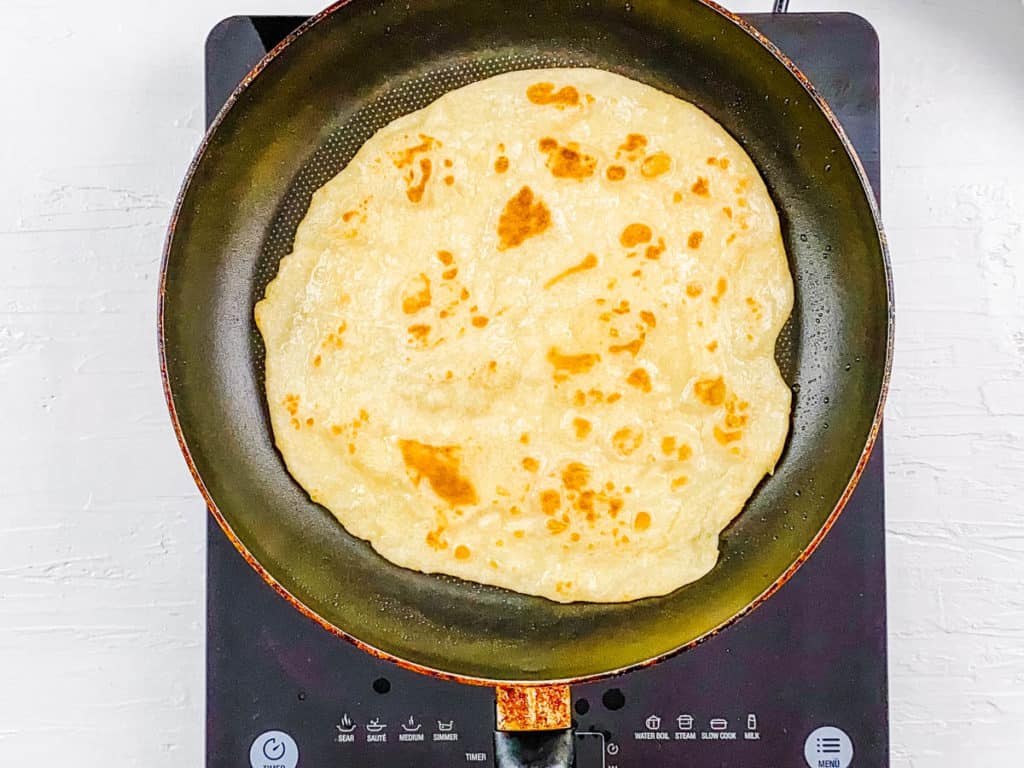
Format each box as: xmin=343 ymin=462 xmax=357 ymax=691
xmin=159 ymin=1 xmax=892 ymax=764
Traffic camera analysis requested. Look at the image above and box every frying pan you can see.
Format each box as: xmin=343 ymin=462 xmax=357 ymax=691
xmin=159 ymin=1 xmax=892 ymax=764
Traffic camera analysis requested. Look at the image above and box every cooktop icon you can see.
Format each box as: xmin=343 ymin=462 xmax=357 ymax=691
xmin=677 ymin=714 xmax=694 ymax=730
xmin=804 ymin=726 xmax=853 ymax=768
xmin=249 ymin=730 xmax=298 ymax=768
xmin=709 ymin=718 xmax=728 ymax=731
xmin=365 ymin=718 xmax=387 ymax=733
xmin=401 ymin=716 xmax=422 ymax=732
xmin=437 ymin=719 xmax=456 ymax=732
xmin=645 ymin=715 xmax=662 ymax=731
xmin=336 ymin=714 xmax=356 ymax=733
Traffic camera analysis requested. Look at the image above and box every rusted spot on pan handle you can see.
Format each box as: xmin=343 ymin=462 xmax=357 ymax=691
xmin=495 ymin=684 xmax=572 ymax=731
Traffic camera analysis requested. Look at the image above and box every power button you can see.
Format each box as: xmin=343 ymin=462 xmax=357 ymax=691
xmin=250 ymin=730 xmax=299 ymax=768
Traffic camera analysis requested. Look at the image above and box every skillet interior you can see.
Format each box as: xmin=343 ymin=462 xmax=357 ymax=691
xmin=161 ymin=0 xmax=890 ymax=683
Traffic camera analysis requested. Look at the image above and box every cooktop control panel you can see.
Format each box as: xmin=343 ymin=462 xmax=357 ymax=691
xmin=206 ymin=12 xmax=886 ymax=768
xmin=224 ymin=532 xmax=866 ymax=768
xmin=238 ymin=662 xmax=856 ymax=768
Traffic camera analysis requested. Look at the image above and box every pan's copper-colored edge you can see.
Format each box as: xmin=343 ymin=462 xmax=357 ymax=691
xmin=158 ymin=0 xmax=894 ymax=688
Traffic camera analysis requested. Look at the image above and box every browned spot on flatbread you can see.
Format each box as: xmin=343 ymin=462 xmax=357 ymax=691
xmin=644 ymin=238 xmax=666 ymax=260
xmin=406 ymin=324 xmax=430 ymax=344
xmin=561 ymin=462 xmax=591 ymax=491
xmin=547 ymin=347 xmax=601 ymax=377
xmin=406 ymin=157 xmax=432 ymax=203
xmin=497 ymin=186 xmax=551 ymax=250
xmin=540 ymin=489 xmax=561 ymax=515
xmin=640 ymin=152 xmax=672 ymax=178
xmin=544 ymin=253 xmax=598 ymax=289
xmin=606 ymin=165 xmax=626 ymax=181
xmin=612 ymin=427 xmax=643 ymax=456
xmin=619 ymin=133 xmax=647 ymax=154
xmin=399 ymin=439 xmax=479 ymax=506
xmin=573 ymin=418 xmax=592 ymax=439
xmin=527 ymin=82 xmax=580 ymax=107
xmin=547 ymin=518 xmax=569 ymax=534
xmin=688 ymin=231 xmax=704 ymax=249
xmin=711 ymin=277 xmax=728 ymax=304
xmin=539 ymin=139 xmax=596 ymax=180
xmin=609 ymin=337 xmax=644 ymax=357
xmin=391 ymin=134 xmax=436 ymax=168
xmin=714 ymin=426 xmax=743 ymax=445
xmin=691 ymin=176 xmax=710 ymax=196
xmin=494 ymin=156 xmax=509 ymax=173
xmin=620 ymin=223 xmax=652 ymax=248
xmin=426 ymin=517 xmax=448 ymax=550
xmin=627 ymin=368 xmax=652 ymax=392
xmin=694 ymin=376 xmax=726 ymax=407
xmin=401 ymin=273 xmax=431 ymax=314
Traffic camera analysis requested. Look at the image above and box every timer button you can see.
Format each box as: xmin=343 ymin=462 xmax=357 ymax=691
xmin=250 ymin=730 xmax=299 ymax=768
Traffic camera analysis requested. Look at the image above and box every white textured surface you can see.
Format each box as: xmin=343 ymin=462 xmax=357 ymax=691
xmin=0 ymin=1 xmax=1020 ymax=765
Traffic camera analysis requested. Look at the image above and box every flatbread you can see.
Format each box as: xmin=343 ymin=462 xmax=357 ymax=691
xmin=255 ymin=68 xmax=793 ymax=603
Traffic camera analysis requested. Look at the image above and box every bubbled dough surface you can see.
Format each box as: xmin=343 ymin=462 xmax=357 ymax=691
xmin=255 ymin=68 xmax=793 ymax=603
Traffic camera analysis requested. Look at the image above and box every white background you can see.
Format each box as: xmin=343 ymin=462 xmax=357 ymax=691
xmin=1 ymin=0 xmax=1021 ymax=765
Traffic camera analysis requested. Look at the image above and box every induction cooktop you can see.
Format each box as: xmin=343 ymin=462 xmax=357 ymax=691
xmin=204 ymin=11 xmax=887 ymax=768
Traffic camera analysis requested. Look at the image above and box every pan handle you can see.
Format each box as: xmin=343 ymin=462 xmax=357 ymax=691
xmin=494 ymin=730 xmax=575 ymax=768
xmin=772 ymin=0 xmax=790 ymax=12
xmin=494 ymin=685 xmax=574 ymax=768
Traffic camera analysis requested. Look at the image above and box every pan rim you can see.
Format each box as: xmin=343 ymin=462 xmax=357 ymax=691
xmin=158 ymin=0 xmax=894 ymax=687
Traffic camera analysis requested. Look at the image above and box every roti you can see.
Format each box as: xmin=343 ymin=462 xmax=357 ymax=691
xmin=255 ymin=68 xmax=793 ymax=603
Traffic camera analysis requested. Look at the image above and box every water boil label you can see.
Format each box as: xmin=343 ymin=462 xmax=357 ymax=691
xmin=634 ymin=715 xmax=670 ymax=741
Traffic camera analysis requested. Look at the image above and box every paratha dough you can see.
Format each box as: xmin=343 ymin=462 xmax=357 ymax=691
xmin=255 ymin=68 xmax=793 ymax=603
